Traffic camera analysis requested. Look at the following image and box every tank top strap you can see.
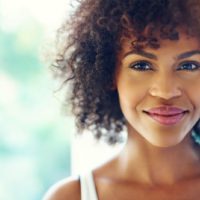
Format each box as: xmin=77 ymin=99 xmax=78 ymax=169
xmin=80 ymin=170 xmax=99 ymax=200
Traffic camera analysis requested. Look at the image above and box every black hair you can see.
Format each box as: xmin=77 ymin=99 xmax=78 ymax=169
xmin=53 ymin=0 xmax=200 ymax=144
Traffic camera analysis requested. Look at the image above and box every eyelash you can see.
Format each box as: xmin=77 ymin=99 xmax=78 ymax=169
xmin=129 ymin=60 xmax=200 ymax=71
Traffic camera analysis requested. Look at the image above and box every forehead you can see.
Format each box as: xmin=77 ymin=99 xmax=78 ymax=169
xmin=119 ymin=31 xmax=200 ymax=58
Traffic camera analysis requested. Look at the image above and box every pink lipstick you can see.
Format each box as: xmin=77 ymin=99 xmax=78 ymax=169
xmin=145 ymin=106 xmax=188 ymax=125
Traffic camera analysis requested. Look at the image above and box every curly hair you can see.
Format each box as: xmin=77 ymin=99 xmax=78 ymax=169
xmin=53 ymin=0 xmax=200 ymax=144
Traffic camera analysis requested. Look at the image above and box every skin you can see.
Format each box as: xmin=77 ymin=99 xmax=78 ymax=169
xmin=115 ymin=32 xmax=200 ymax=148
xmin=43 ymin=31 xmax=200 ymax=200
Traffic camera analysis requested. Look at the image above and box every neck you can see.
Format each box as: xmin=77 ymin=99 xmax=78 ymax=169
xmin=118 ymin=128 xmax=200 ymax=186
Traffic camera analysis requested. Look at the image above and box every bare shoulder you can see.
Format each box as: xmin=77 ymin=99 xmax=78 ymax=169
xmin=42 ymin=175 xmax=81 ymax=200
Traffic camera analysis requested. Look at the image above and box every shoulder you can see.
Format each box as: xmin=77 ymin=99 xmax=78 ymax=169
xmin=42 ymin=175 xmax=81 ymax=200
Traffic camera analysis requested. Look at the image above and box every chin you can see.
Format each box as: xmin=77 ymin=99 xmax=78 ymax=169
xmin=147 ymin=137 xmax=185 ymax=148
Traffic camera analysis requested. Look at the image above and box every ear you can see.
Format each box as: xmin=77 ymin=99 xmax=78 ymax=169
xmin=110 ymin=77 xmax=117 ymax=90
xmin=109 ymin=68 xmax=119 ymax=90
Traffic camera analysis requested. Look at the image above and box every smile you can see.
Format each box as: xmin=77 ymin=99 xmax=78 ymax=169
xmin=145 ymin=112 xmax=187 ymax=125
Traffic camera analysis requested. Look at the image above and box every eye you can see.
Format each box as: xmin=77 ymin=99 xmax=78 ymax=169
xmin=129 ymin=61 xmax=153 ymax=71
xmin=177 ymin=61 xmax=200 ymax=71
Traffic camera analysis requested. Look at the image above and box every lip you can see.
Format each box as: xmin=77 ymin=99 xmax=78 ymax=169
xmin=146 ymin=106 xmax=187 ymax=115
xmin=144 ymin=106 xmax=189 ymax=126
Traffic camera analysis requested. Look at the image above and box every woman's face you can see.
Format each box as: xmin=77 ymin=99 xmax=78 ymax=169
xmin=115 ymin=32 xmax=200 ymax=147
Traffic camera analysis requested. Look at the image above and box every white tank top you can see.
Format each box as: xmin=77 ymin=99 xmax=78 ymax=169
xmin=80 ymin=170 xmax=99 ymax=200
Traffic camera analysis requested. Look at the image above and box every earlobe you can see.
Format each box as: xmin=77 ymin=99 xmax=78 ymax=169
xmin=106 ymin=80 xmax=117 ymax=91
xmin=110 ymin=70 xmax=119 ymax=91
xmin=110 ymin=78 xmax=117 ymax=90
xmin=110 ymin=85 xmax=117 ymax=91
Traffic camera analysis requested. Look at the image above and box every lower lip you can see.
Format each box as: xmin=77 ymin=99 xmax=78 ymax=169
xmin=146 ymin=112 xmax=186 ymax=126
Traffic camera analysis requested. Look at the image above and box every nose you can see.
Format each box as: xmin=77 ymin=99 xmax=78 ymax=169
xmin=149 ymin=73 xmax=182 ymax=100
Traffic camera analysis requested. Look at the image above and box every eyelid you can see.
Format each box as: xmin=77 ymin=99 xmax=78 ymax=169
xmin=179 ymin=60 xmax=200 ymax=65
xmin=127 ymin=59 xmax=200 ymax=72
xmin=128 ymin=60 xmax=154 ymax=70
xmin=177 ymin=60 xmax=200 ymax=70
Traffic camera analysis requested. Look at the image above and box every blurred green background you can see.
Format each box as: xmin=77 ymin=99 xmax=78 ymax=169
xmin=0 ymin=0 xmax=73 ymax=199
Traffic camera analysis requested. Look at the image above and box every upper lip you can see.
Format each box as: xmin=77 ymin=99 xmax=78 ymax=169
xmin=145 ymin=106 xmax=188 ymax=115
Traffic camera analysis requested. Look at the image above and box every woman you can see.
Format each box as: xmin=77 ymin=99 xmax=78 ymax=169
xmin=44 ymin=0 xmax=200 ymax=199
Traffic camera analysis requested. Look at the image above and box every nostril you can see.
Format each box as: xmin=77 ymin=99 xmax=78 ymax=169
xmin=149 ymin=89 xmax=182 ymax=100
xmin=148 ymin=84 xmax=182 ymax=100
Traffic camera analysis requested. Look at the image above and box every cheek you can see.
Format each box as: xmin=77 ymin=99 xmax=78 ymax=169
xmin=117 ymin=79 xmax=148 ymax=112
xmin=185 ymin=79 xmax=200 ymax=109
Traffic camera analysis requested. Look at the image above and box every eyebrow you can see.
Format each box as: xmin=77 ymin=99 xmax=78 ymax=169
xmin=123 ymin=50 xmax=200 ymax=60
xmin=177 ymin=50 xmax=200 ymax=59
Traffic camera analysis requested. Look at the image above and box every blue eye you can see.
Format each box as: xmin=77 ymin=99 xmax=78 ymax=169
xmin=129 ymin=61 xmax=152 ymax=71
xmin=177 ymin=62 xmax=200 ymax=71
